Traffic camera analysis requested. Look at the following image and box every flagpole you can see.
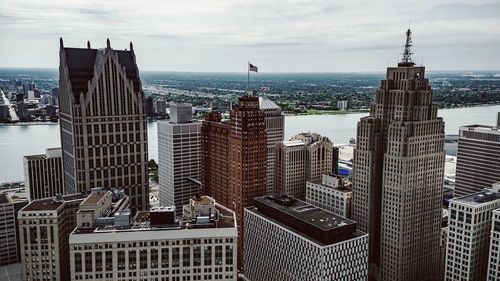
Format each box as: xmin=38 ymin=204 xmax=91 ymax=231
xmin=247 ymin=61 xmax=250 ymax=94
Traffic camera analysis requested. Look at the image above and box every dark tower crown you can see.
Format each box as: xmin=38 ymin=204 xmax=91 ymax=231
xmin=398 ymin=29 xmax=415 ymax=67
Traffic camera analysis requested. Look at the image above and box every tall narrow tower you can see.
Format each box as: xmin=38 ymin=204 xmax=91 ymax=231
xmin=59 ymin=39 xmax=149 ymax=210
xmin=352 ymin=29 xmax=445 ymax=281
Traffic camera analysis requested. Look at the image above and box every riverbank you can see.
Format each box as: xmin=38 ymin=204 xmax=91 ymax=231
xmin=0 ymin=121 xmax=59 ymax=126
xmin=284 ymin=102 xmax=500 ymax=116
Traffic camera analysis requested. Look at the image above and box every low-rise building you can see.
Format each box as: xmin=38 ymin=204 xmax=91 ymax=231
xmin=69 ymin=195 xmax=237 ymax=281
xmin=244 ymin=194 xmax=368 ymax=281
xmin=306 ymin=174 xmax=352 ymax=218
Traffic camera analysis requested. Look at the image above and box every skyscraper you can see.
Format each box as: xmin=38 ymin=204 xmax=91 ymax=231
xmin=158 ymin=102 xmax=202 ymax=212
xmin=23 ymin=147 xmax=64 ymax=201
xmin=259 ymin=97 xmax=285 ymax=194
xmin=201 ymin=111 xmax=230 ymax=207
xmin=200 ymin=96 xmax=277 ymax=267
xmin=228 ymin=95 xmax=267 ymax=264
xmin=59 ymin=39 xmax=149 ymax=210
xmin=352 ymin=29 xmax=445 ymax=281
xmin=454 ymin=119 xmax=500 ymax=197
xmin=275 ymin=133 xmax=333 ymax=199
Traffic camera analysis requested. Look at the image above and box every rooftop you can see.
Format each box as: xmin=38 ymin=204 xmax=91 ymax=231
xmin=258 ymin=97 xmax=280 ymax=110
xmin=0 ymin=193 xmax=10 ymax=204
xmin=249 ymin=195 xmax=361 ymax=245
xmin=80 ymin=191 xmax=108 ymax=206
xmin=453 ymin=185 xmax=500 ymax=205
xmin=21 ymin=193 xmax=84 ymax=212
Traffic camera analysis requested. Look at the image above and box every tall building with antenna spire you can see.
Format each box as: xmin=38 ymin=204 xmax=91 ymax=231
xmin=352 ymin=29 xmax=444 ymax=281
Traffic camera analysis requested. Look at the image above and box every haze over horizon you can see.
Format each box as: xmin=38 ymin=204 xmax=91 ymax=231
xmin=1 ymin=0 xmax=500 ymax=72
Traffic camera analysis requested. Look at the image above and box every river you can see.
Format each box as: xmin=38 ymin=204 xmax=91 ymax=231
xmin=1 ymin=105 xmax=499 ymax=182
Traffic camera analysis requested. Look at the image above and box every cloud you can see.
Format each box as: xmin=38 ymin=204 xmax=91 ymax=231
xmin=0 ymin=0 xmax=499 ymax=71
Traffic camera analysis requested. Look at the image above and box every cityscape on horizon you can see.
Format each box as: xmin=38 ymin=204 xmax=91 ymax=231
xmin=2 ymin=1 xmax=500 ymax=281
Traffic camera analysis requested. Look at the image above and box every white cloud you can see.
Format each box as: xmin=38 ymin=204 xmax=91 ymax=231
xmin=0 ymin=0 xmax=499 ymax=71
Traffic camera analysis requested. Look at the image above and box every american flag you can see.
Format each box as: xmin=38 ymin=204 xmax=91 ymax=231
xmin=249 ymin=63 xmax=258 ymax=72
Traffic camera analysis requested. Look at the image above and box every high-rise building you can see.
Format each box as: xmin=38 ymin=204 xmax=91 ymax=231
xmin=228 ymin=95 xmax=267 ymax=264
xmin=201 ymin=111 xmax=230 ymax=207
xmin=445 ymin=183 xmax=500 ymax=281
xmin=337 ymin=100 xmax=348 ymax=110
xmin=0 ymin=192 xmax=27 ymax=266
xmin=306 ymin=174 xmax=352 ymax=218
xmin=145 ymin=96 xmax=154 ymax=117
xmin=58 ymin=39 xmax=149 ymax=210
xmin=244 ymin=194 xmax=368 ymax=281
xmin=156 ymin=100 xmax=167 ymax=115
xmin=352 ymin=29 xmax=445 ymax=281
xmin=23 ymin=147 xmax=64 ymax=201
xmin=487 ymin=207 xmax=500 ymax=281
xmin=158 ymin=103 xmax=202 ymax=212
xmin=454 ymin=121 xmax=500 ymax=197
xmin=259 ymin=97 xmax=284 ymax=194
xmin=275 ymin=133 xmax=333 ymax=199
xmin=201 ymin=96 xmax=268 ymax=266
xmin=18 ymin=193 xmax=84 ymax=281
xmin=69 ymin=195 xmax=237 ymax=281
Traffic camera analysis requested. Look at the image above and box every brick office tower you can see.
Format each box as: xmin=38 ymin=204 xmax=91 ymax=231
xmin=59 ymin=39 xmax=149 ymax=210
xmin=352 ymin=29 xmax=445 ymax=281
xmin=202 ymin=96 xmax=267 ymax=267
xmin=228 ymin=95 xmax=267 ymax=265
xmin=201 ymin=111 xmax=231 ymax=207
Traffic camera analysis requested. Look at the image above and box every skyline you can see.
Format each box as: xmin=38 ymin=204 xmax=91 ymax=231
xmin=1 ymin=0 xmax=500 ymax=72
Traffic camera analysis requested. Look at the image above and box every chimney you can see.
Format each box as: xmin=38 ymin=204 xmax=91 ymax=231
xmin=497 ymin=112 xmax=500 ymax=128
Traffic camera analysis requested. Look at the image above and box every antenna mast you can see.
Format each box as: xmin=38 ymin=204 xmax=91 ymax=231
xmin=399 ymin=29 xmax=415 ymax=67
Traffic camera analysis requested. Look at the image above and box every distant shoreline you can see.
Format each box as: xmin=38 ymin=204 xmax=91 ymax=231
xmin=0 ymin=121 xmax=59 ymax=126
xmin=284 ymin=102 xmax=500 ymax=116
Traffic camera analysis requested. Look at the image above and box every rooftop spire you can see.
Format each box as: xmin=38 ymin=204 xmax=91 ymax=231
xmin=87 ymin=40 xmax=91 ymax=49
xmin=399 ymin=29 xmax=415 ymax=67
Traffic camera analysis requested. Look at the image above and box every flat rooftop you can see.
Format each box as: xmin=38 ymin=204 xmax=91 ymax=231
xmin=453 ymin=188 xmax=500 ymax=205
xmin=308 ymin=179 xmax=352 ymax=193
xmin=22 ymin=193 xmax=84 ymax=211
xmin=73 ymin=203 xmax=235 ymax=235
xmin=250 ymin=195 xmax=361 ymax=245
xmin=81 ymin=191 xmax=108 ymax=206
xmin=23 ymin=154 xmax=47 ymax=161
xmin=283 ymin=140 xmax=305 ymax=147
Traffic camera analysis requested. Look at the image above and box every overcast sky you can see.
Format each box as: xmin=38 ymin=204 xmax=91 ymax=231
xmin=1 ymin=0 xmax=499 ymax=72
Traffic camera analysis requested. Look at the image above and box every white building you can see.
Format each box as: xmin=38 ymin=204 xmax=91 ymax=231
xmin=445 ymin=183 xmax=500 ymax=281
xmin=275 ymin=133 xmax=333 ymax=199
xmin=158 ymin=103 xmax=202 ymax=212
xmin=23 ymin=147 xmax=64 ymax=201
xmin=259 ymin=97 xmax=284 ymax=195
xmin=337 ymin=100 xmax=348 ymax=110
xmin=487 ymin=208 xmax=500 ymax=280
xmin=244 ymin=195 xmax=368 ymax=281
xmin=69 ymin=195 xmax=237 ymax=281
xmin=306 ymin=174 xmax=352 ymax=218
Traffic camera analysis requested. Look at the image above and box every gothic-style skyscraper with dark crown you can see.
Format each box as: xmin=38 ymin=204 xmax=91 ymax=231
xmin=352 ymin=29 xmax=445 ymax=281
xmin=59 ymin=39 xmax=149 ymax=210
